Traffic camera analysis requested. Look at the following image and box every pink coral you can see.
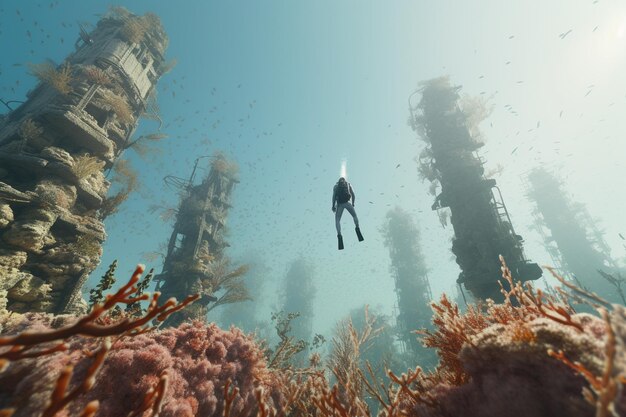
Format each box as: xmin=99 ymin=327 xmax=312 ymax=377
xmin=0 ymin=319 xmax=273 ymax=417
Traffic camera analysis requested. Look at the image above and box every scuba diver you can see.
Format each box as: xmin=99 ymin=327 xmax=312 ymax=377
xmin=332 ymin=177 xmax=364 ymax=250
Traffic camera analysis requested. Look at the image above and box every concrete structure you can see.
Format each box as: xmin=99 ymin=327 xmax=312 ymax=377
xmin=0 ymin=8 xmax=168 ymax=313
xmin=410 ymin=77 xmax=542 ymax=301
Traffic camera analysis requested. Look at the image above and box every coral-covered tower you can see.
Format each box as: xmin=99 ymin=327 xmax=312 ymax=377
xmin=526 ymin=168 xmax=619 ymax=301
xmin=382 ymin=207 xmax=434 ymax=360
xmin=0 ymin=8 xmax=168 ymax=314
xmin=155 ymin=154 xmax=245 ymax=326
xmin=410 ymin=77 xmax=542 ymax=301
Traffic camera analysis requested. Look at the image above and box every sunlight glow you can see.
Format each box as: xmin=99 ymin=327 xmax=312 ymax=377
xmin=340 ymin=158 xmax=347 ymax=179
xmin=617 ymin=17 xmax=626 ymax=39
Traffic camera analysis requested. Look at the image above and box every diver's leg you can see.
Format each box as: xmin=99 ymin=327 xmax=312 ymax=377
xmin=335 ymin=205 xmax=345 ymax=235
xmin=345 ymin=203 xmax=359 ymax=228
xmin=345 ymin=203 xmax=364 ymax=242
xmin=335 ymin=205 xmax=345 ymax=250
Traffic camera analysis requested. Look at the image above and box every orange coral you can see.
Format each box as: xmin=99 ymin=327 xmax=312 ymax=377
xmin=420 ymin=295 xmax=489 ymax=384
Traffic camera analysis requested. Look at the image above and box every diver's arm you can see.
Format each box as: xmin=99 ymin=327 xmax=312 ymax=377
xmin=350 ymin=185 xmax=355 ymax=206
xmin=332 ymin=185 xmax=337 ymax=211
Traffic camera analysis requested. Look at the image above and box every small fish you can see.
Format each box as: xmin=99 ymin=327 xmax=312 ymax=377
xmin=511 ymin=147 xmax=519 ymax=155
xmin=559 ymin=29 xmax=573 ymax=39
xmin=395 ymin=164 xmax=401 ymax=168
xmin=619 ymin=233 xmax=625 ymax=240
xmin=593 ymin=25 xmax=599 ymax=32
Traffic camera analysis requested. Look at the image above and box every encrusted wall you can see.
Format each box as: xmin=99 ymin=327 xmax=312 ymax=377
xmin=0 ymin=9 xmax=168 ymax=314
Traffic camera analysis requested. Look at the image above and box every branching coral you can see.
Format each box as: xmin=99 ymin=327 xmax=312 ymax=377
xmin=29 ymin=61 xmax=73 ymax=95
xmin=404 ymin=258 xmax=625 ymax=417
xmin=100 ymin=159 xmax=139 ymax=219
xmin=265 ymin=311 xmax=309 ymax=369
xmin=211 ymin=152 xmax=239 ymax=179
xmin=544 ymin=267 xmax=626 ymax=417
xmin=0 ymin=265 xmax=199 ymax=417
xmin=71 ymin=155 xmax=105 ymax=180
xmin=81 ymin=66 xmax=113 ymax=87
xmin=17 ymin=118 xmax=44 ymax=151
xmin=1 ymin=256 xmax=623 ymax=417
xmin=40 ymin=338 xmax=110 ymax=417
xmin=97 ymin=89 xmax=134 ymax=125
xmin=88 ymin=260 xmax=117 ymax=308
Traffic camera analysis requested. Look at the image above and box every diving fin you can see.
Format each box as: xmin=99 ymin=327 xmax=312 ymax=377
xmin=355 ymin=227 xmax=364 ymax=242
xmin=338 ymin=234 xmax=344 ymax=250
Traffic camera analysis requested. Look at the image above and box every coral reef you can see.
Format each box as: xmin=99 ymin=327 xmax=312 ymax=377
xmin=0 ymin=320 xmax=272 ymax=417
xmin=0 ymin=261 xmax=623 ymax=417
xmin=402 ymin=260 xmax=625 ymax=417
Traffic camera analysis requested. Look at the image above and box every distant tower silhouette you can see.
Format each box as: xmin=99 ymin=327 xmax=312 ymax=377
xmin=155 ymin=154 xmax=246 ymax=327
xmin=280 ymin=258 xmax=316 ymax=366
xmin=0 ymin=8 xmax=168 ymax=313
xmin=526 ymin=167 xmax=618 ymax=301
xmin=410 ymin=77 xmax=542 ymax=301
xmin=382 ymin=207 xmax=435 ymax=363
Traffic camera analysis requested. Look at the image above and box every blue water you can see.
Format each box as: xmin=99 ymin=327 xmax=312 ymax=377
xmin=2 ymin=1 xmax=625 ymax=336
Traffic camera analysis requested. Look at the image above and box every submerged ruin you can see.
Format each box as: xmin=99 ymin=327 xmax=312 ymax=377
xmin=382 ymin=207 xmax=434 ymax=362
xmin=526 ymin=167 xmax=620 ymax=302
xmin=410 ymin=77 xmax=542 ymax=301
xmin=0 ymin=8 xmax=168 ymax=313
xmin=154 ymin=154 xmax=248 ymax=326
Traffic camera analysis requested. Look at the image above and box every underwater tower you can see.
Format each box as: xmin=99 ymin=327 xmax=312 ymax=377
xmin=526 ymin=167 xmax=619 ymax=301
xmin=154 ymin=154 xmax=241 ymax=326
xmin=410 ymin=77 xmax=542 ymax=301
xmin=382 ymin=207 xmax=434 ymax=358
xmin=0 ymin=8 xmax=168 ymax=314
